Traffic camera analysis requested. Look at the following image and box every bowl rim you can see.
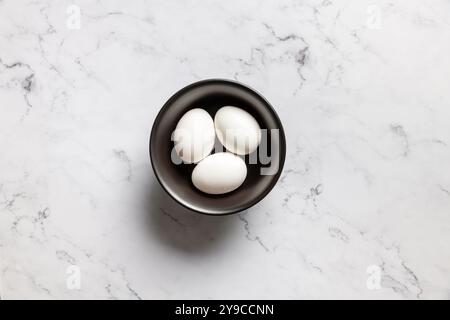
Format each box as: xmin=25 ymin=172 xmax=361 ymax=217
xmin=149 ymin=78 xmax=286 ymax=216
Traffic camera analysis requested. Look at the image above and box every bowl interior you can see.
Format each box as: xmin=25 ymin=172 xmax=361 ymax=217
xmin=150 ymin=79 xmax=286 ymax=215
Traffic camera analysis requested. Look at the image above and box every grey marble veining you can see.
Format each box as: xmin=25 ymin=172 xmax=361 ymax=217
xmin=1 ymin=0 xmax=450 ymax=299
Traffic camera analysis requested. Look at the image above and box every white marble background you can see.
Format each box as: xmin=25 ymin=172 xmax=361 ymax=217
xmin=1 ymin=0 xmax=449 ymax=299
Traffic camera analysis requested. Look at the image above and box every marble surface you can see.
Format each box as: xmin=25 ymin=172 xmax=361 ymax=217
xmin=1 ymin=0 xmax=450 ymax=299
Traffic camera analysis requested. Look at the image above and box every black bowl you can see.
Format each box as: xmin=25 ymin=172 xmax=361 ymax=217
xmin=149 ymin=79 xmax=286 ymax=215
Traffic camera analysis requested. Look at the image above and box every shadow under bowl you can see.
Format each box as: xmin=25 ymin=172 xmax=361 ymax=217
xmin=149 ymin=79 xmax=286 ymax=215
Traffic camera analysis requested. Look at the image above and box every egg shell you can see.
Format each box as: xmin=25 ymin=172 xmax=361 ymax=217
xmin=214 ymin=106 xmax=261 ymax=155
xmin=172 ymin=108 xmax=215 ymax=164
xmin=191 ymin=152 xmax=247 ymax=195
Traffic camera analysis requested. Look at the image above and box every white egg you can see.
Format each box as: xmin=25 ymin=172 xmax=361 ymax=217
xmin=192 ymin=152 xmax=247 ymax=195
xmin=172 ymin=108 xmax=215 ymax=164
xmin=214 ymin=106 xmax=261 ymax=155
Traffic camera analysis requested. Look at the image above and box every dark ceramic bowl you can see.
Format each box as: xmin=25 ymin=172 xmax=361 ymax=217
xmin=149 ymin=79 xmax=286 ymax=215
